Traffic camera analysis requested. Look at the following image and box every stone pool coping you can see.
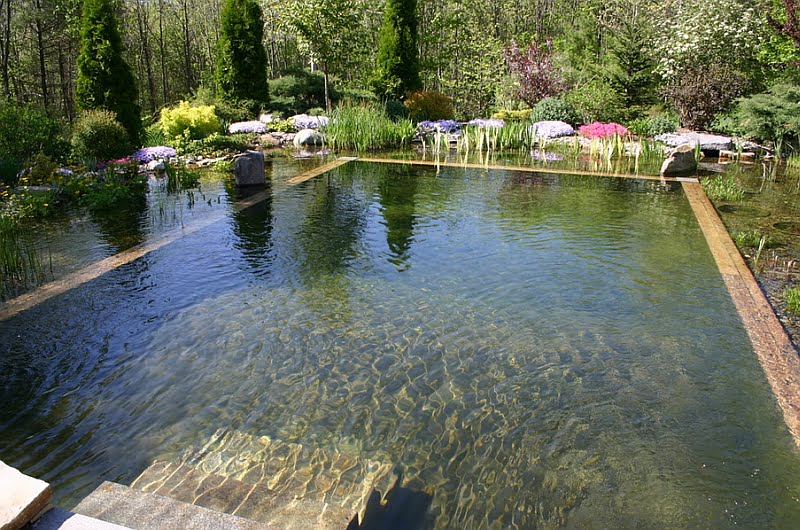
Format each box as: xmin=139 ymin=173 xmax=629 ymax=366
xmin=2 ymin=158 xmax=799 ymax=451
xmin=683 ymin=181 xmax=800 ymax=448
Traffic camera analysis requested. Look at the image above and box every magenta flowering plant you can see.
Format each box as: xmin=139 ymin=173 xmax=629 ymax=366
xmin=578 ymin=122 xmax=630 ymax=139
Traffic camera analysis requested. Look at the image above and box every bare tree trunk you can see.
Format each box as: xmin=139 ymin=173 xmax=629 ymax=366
xmin=0 ymin=0 xmax=10 ymax=99
xmin=57 ymin=46 xmax=74 ymax=119
xmin=181 ymin=0 xmax=193 ymax=93
xmin=135 ymin=0 xmax=156 ymax=112
xmin=34 ymin=0 xmax=48 ymax=109
xmin=158 ymin=0 xmax=168 ymax=104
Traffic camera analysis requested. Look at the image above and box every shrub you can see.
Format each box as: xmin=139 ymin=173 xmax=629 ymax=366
xmin=565 ymin=80 xmax=625 ymax=124
xmin=732 ymin=84 xmax=800 ymax=154
xmin=404 ymin=90 xmax=454 ymax=121
xmin=71 ymin=109 xmax=132 ymax=161
xmin=385 ymin=99 xmax=409 ymax=121
xmin=502 ymin=40 xmax=564 ymax=107
xmin=307 ymin=107 xmax=326 ymax=116
xmin=786 ymin=286 xmax=800 ymax=315
xmin=267 ymin=119 xmax=296 ymax=133
xmin=327 ymin=103 xmax=415 ymax=150
xmin=159 ymin=101 xmax=222 ymax=142
xmin=529 ymin=97 xmax=579 ymax=125
xmin=372 ymin=0 xmax=422 ymax=99
xmin=627 ymin=115 xmax=679 ymax=137
xmin=0 ymin=103 xmax=67 ymax=178
xmin=190 ymin=87 xmax=261 ymax=124
xmin=491 ymin=109 xmax=533 ymax=122
xmin=269 ymin=69 xmax=339 ymax=115
xmin=663 ymin=64 xmax=749 ymax=130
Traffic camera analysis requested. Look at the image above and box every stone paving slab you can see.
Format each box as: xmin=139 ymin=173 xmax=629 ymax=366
xmin=0 ymin=461 xmax=51 ymax=530
xmin=32 ymin=508 xmax=130 ymax=530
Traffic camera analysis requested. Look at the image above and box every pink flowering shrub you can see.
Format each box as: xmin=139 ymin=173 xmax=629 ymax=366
xmin=578 ymin=122 xmax=629 ymax=139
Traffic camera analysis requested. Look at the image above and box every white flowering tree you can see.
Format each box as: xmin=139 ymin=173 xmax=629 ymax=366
xmin=653 ymin=0 xmax=765 ymax=81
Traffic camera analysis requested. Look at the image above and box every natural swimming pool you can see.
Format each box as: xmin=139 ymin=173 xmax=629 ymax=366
xmin=2 ymin=160 xmax=800 ymax=528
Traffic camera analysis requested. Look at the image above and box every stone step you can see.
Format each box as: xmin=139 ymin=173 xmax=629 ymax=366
xmin=131 ymin=461 xmax=354 ymax=530
xmin=72 ymin=482 xmax=270 ymax=530
xmin=177 ymin=429 xmax=396 ymax=524
xmin=0 ymin=460 xmax=51 ymax=530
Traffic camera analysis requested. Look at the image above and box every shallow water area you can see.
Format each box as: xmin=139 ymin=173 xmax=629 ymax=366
xmin=2 ymin=159 xmax=800 ymax=529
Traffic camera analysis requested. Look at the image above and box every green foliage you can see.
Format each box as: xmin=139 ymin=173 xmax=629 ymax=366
xmin=709 ymin=110 xmax=743 ymax=137
xmin=71 ymin=109 xmax=132 ymax=161
xmin=0 ymin=103 xmax=67 ymax=179
xmin=530 ymin=97 xmax=580 ymax=125
xmin=269 ymin=69 xmax=338 ymax=115
xmin=403 ymin=90 xmax=454 ymax=121
xmin=216 ymin=0 xmax=270 ymax=105
xmin=81 ymin=171 xmax=147 ymax=211
xmin=565 ymin=80 xmax=625 ymax=124
xmin=26 ymin=153 xmax=58 ymax=185
xmin=144 ymin=123 xmax=167 ymax=148
xmin=786 ymin=286 xmax=800 ymax=315
xmin=327 ymin=103 xmax=415 ymax=150
xmin=267 ymin=119 xmax=296 ymax=133
xmin=701 ymin=175 xmax=746 ymax=202
xmin=372 ymin=0 xmax=422 ymax=99
xmin=307 ymin=107 xmax=326 ymax=116
xmin=491 ymin=109 xmax=533 ymax=122
xmin=384 ymin=99 xmax=409 ymax=121
xmin=178 ymin=133 xmax=254 ymax=156
xmin=159 ymin=101 xmax=222 ymax=142
xmin=76 ymin=0 xmax=142 ymax=144
xmin=627 ymin=115 xmax=678 ymax=137
xmin=165 ymin=162 xmax=201 ymax=191
xmin=191 ymin=86 xmax=261 ymax=124
xmin=733 ymin=83 xmax=800 ymax=152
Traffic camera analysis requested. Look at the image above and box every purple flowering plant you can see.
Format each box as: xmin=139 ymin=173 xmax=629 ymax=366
xmin=467 ymin=118 xmax=506 ymax=128
xmin=291 ymin=115 xmax=329 ymax=130
xmin=228 ymin=121 xmax=267 ymax=134
xmin=418 ymin=120 xmax=461 ymax=133
xmin=132 ymin=146 xmax=178 ymax=163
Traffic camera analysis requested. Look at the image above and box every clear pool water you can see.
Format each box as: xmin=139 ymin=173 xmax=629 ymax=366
xmin=2 ymin=160 xmax=800 ymax=528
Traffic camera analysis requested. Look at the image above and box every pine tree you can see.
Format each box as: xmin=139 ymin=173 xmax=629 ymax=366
xmin=76 ymin=0 xmax=142 ymax=145
xmin=606 ymin=18 xmax=655 ymax=117
xmin=372 ymin=0 xmax=421 ymax=100
xmin=216 ymin=0 xmax=270 ymax=106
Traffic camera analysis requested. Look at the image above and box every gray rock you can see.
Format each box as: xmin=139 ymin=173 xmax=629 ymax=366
xmin=660 ymin=144 xmax=698 ymax=177
xmin=233 ymin=150 xmax=266 ymax=187
xmin=259 ymin=133 xmax=282 ymax=148
xmin=293 ymin=128 xmax=325 ymax=147
xmin=145 ymin=160 xmax=165 ymax=172
xmin=655 ymin=132 xmax=733 ymax=153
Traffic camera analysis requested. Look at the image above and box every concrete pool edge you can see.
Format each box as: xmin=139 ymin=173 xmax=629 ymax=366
xmin=682 ymin=181 xmax=800 ymax=448
xmin=0 ymin=157 xmax=359 ymax=322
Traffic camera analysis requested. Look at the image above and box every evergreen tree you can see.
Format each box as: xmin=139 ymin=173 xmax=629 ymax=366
xmin=216 ymin=0 xmax=270 ymax=106
xmin=372 ymin=0 xmax=421 ymax=100
xmin=606 ymin=18 xmax=655 ymax=117
xmin=76 ymin=0 xmax=142 ymax=144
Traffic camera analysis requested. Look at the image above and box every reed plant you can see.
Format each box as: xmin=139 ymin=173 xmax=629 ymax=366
xmin=457 ymin=122 xmax=537 ymax=152
xmin=327 ymin=103 xmax=415 ymax=151
xmin=786 ymin=286 xmax=800 ymax=315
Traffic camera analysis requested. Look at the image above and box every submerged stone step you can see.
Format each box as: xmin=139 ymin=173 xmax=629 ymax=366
xmin=72 ymin=482 xmax=268 ymax=530
xmin=131 ymin=461 xmax=353 ymax=530
xmin=180 ymin=429 xmax=395 ymax=523
xmin=32 ymin=507 xmax=131 ymax=530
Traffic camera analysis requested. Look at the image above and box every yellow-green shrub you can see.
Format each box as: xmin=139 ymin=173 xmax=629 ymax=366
xmin=491 ymin=109 xmax=533 ymax=122
xmin=404 ymin=91 xmax=454 ymax=121
xmin=159 ymin=101 xmax=221 ymax=142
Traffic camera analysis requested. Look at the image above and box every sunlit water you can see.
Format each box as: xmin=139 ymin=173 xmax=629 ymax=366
xmin=2 ymin=160 xmax=800 ymax=529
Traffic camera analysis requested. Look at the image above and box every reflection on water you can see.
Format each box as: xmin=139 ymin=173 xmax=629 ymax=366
xmin=2 ymin=161 xmax=800 ymax=529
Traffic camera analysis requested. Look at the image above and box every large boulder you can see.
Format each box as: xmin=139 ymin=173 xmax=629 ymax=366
xmin=660 ymin=144 xmax=698 ymax=177
xmin=233 ymin=150 xmax=266 ymax=187
xmin=293 ymin=128 xmax=325 ymax=147
xmin=655 ymin=132 xmax=733 ymax=153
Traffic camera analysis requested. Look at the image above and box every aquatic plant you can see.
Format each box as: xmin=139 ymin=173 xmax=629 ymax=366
xmin=457 ymin=121 xmax=537 ymax=151
xmin=733 ymin=230 xmax=768 ymax=248
xmin=786 ymin=286 xmax=800 ymax=315
xmin=327 ymin=104 xmax=414 ymax=151
xmin=132 ymin=146 xmax=177 ymax=163
xmin=701 ymin=175 xmax=746 ymax=202
xmin=579 ymin=122 xmax=630 ymax=139
xmin=228 ymin=120 xmax=267 ymax=134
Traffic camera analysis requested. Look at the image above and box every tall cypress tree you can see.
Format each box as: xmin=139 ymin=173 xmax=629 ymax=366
xmin=372 ymin=0 xmax=421 ymax=100
xmin=216 ymin=0 xmax=270 ymax=106
xmin=76 ymin=0 xmax=142 ymax=144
